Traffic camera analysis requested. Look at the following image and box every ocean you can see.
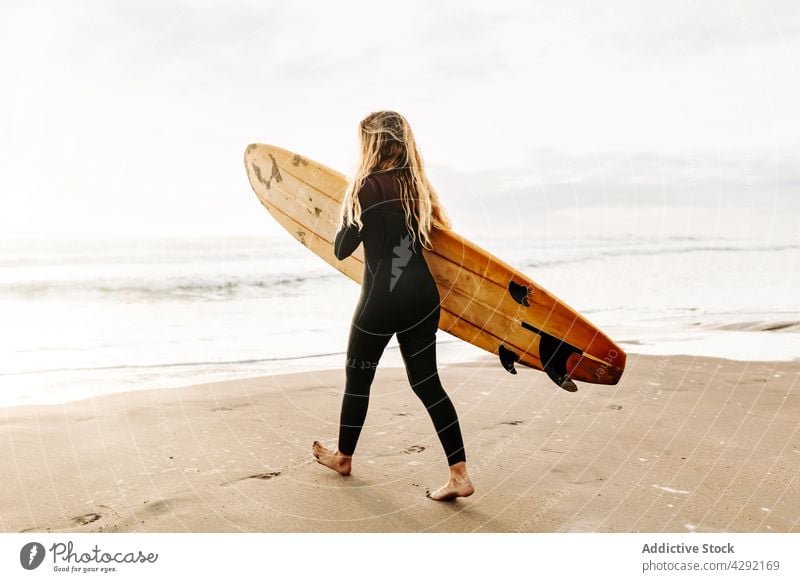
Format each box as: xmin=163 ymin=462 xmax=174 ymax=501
xmin=1 ymin=234 xmax=798 ymax=407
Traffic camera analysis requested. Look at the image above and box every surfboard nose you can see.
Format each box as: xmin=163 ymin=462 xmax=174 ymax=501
xmin=244 ymin=143 xmax=259 ymax=162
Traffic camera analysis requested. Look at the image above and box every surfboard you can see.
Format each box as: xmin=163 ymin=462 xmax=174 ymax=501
xmin=244 ymin=143 xmax=626 ymax=390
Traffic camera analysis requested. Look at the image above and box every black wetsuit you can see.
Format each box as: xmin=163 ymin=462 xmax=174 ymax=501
xmin=333 ymin=171 xmax=466 ymax=466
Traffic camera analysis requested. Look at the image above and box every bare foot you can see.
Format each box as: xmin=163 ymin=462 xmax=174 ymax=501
xmin=426 ymin=470 xmax=474 ymax=501
xmin=312 ymin=441 xmax=352 ymax=476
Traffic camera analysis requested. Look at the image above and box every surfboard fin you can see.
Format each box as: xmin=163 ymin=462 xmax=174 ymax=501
xmin=508 ymin=280 xmax=531 ymax=306
xmin=544 ymin=367 xmax=578 ymax=392
xmin=539 ymin=334 xmax=579 ymax=392
xmin=498 ymin=345 xmax=520 ymax=374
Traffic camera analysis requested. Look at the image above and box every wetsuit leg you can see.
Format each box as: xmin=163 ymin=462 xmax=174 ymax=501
xmin=337 ymin=325 xmax=393 ymax=456
xmin=397 ymin=308 xmax=467 ymax=466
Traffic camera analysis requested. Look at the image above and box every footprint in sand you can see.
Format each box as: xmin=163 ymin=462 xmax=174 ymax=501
xmin=71 ymin=513 xmax=102 ymax=527
xmin=401 ymin=445 xmax=425 ymax=454
xmin=20 ymin=511 xmax=104 ymax=533
xmin=142 ymin=500 xmax=171 ymax=514
xmin=500 ymin=420 xmax=525 ymax=426
xmin=221 ymin=471 xmax=282 ymax=486
xmin=245 ymin=472 xmax=282 ymax=480
xmin=606 ymin=404 xmax=623 ymax=410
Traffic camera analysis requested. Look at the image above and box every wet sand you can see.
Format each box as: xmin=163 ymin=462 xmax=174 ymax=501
xmin=1 ymin=353 xmax=798 ymax=532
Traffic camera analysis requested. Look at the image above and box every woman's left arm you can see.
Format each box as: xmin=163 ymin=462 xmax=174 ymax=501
xmin=333 ymin=221 xmax=362 ymax=260
xmin=332 ymin=176 xmax=381 ymax=260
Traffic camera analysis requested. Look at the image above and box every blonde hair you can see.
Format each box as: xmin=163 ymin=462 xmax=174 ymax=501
xmin=339 ymin=111 xmax=451 ymax=251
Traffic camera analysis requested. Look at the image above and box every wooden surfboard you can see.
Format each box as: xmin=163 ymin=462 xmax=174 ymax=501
xmin=244 ymin=143 xmax=626 ymax=389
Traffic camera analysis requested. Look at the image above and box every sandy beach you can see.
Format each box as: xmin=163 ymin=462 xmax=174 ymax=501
xmin=1 ymin=353 xmax=798 ymax=533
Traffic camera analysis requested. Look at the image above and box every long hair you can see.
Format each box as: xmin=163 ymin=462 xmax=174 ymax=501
xmin=338 ymin=111 xmax=451 ymax=251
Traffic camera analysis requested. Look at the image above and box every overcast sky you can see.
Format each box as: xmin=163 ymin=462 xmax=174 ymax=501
xmin=2 ymin=0 xmax=798 ymax=239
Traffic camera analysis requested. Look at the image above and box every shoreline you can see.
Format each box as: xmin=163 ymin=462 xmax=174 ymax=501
xmin=1 ymin=353 xmax=798 ymax=533
xmin=3 ymin=335 xmax=799 ymax=409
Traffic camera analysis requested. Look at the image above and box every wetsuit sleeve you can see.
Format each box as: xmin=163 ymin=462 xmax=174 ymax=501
xmin=334 ymin=222 xmax=361 ymax=260
xmin=333 ymin=177 xmax=381 ymax=260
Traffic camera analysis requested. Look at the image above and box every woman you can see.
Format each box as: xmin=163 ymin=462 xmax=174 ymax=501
xmin=312 ymin=111 xmax=474 ymax=501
